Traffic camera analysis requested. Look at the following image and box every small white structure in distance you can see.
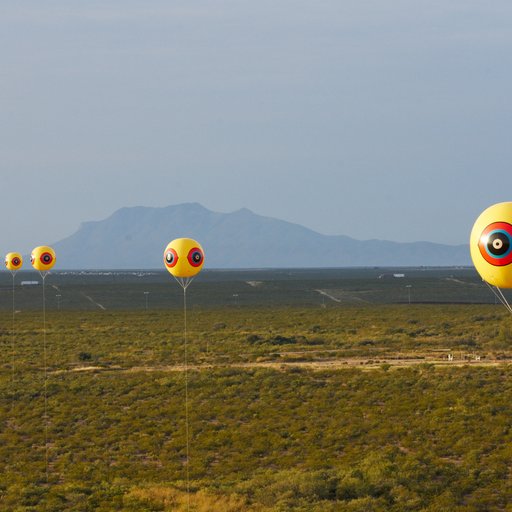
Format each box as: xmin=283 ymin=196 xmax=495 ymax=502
xmin=21 ymin=281 xmax=40 ymax=286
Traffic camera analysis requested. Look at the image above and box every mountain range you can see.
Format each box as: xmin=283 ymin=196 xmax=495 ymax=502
xmin=52 ymin=203 xmax=471 ymax=269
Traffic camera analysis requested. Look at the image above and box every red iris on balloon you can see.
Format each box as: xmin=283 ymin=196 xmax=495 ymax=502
xmin=164 ymin=248 xmax=179 ymax=268
xmin=187 ymin=248 xmax=204 ymax=267
xmin=12 ymin=257 xmax=21 ymax=267
xmin=478 ymin=222 xmax=512 ymax=266
xmin=40 ymin=252 xmax=53 ymax=265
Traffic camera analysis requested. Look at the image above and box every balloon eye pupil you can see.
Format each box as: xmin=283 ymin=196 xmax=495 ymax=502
xmin=487 ymin=232 xmax=510 ymax=256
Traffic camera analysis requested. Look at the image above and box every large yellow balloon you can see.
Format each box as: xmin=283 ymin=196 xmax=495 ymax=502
xmin=470 ymin=202 xmax=512 ymax=288
xmin=31 ymin=246 xmax=56 ymax=272
xmin=164 ymin=238 xmax=204 ymax=278
xmin=5 ymin=252 xmax=23 ymax=271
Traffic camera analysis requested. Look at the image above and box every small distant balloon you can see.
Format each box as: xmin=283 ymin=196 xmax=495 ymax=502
xmin=5 ymin=252 xmax=23 ymax=272
xmin=470 ymin=202 xmax=512 ymax=288
xmin=164 ymin=238 xmax=204 ymax=278
xmin=31 ymin=246 xmax=56 ymax=272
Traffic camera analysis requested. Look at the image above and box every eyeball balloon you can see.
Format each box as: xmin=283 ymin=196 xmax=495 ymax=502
xmin=470 ymin=202 xmax=512 ymax=288
xmin=164 ymin=238 xmax=204 ymax=278
xmin=31 ymin=246 xmax=56 ymax=272
xmin=5 ymin=252 xmax=23 ymax=272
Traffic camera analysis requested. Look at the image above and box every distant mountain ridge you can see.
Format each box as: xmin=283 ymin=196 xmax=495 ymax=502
xmin=53 ymin=203 xmax=471 ymax=269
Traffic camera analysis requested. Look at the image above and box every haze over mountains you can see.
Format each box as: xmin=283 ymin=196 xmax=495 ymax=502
xmin=52 ymin=203 xmax=470 ymax=269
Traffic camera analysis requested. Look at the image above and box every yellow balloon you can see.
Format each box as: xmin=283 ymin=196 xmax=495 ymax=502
xmin=5 ymin=252 xmax=23 ymax=271
xmin=470 ymin=202 xmax=512 ymax=288
xmin=31 ymin=246 xmax=56 ymax=272
xmin=164 ymin=238 xmax=205 ymax=278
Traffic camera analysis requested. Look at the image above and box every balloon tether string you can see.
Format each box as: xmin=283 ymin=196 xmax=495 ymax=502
xmin=40 ymin=271 xmax=49 ymax=483
xmin=11 ymin=272 xmax=16 ymax=412
xmin=496 ymin=286 xmax=512 ymax=315
xmin=485 ymin=282 xmax=512 ymax=315
xmin=175 ymin=276 xmax=193 ymax=511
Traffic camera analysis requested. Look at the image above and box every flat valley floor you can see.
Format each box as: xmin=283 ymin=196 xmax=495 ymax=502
xmin=1 ymin=268 xmax=511 ymax=511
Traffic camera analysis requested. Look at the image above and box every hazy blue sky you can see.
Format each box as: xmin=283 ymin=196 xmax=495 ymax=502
xmin=1 ymin=1 xmax=511 ymax=256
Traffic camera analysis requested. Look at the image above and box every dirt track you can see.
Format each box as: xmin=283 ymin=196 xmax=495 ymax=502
xmin=61 ymin=356 xmax=510 ymax=375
